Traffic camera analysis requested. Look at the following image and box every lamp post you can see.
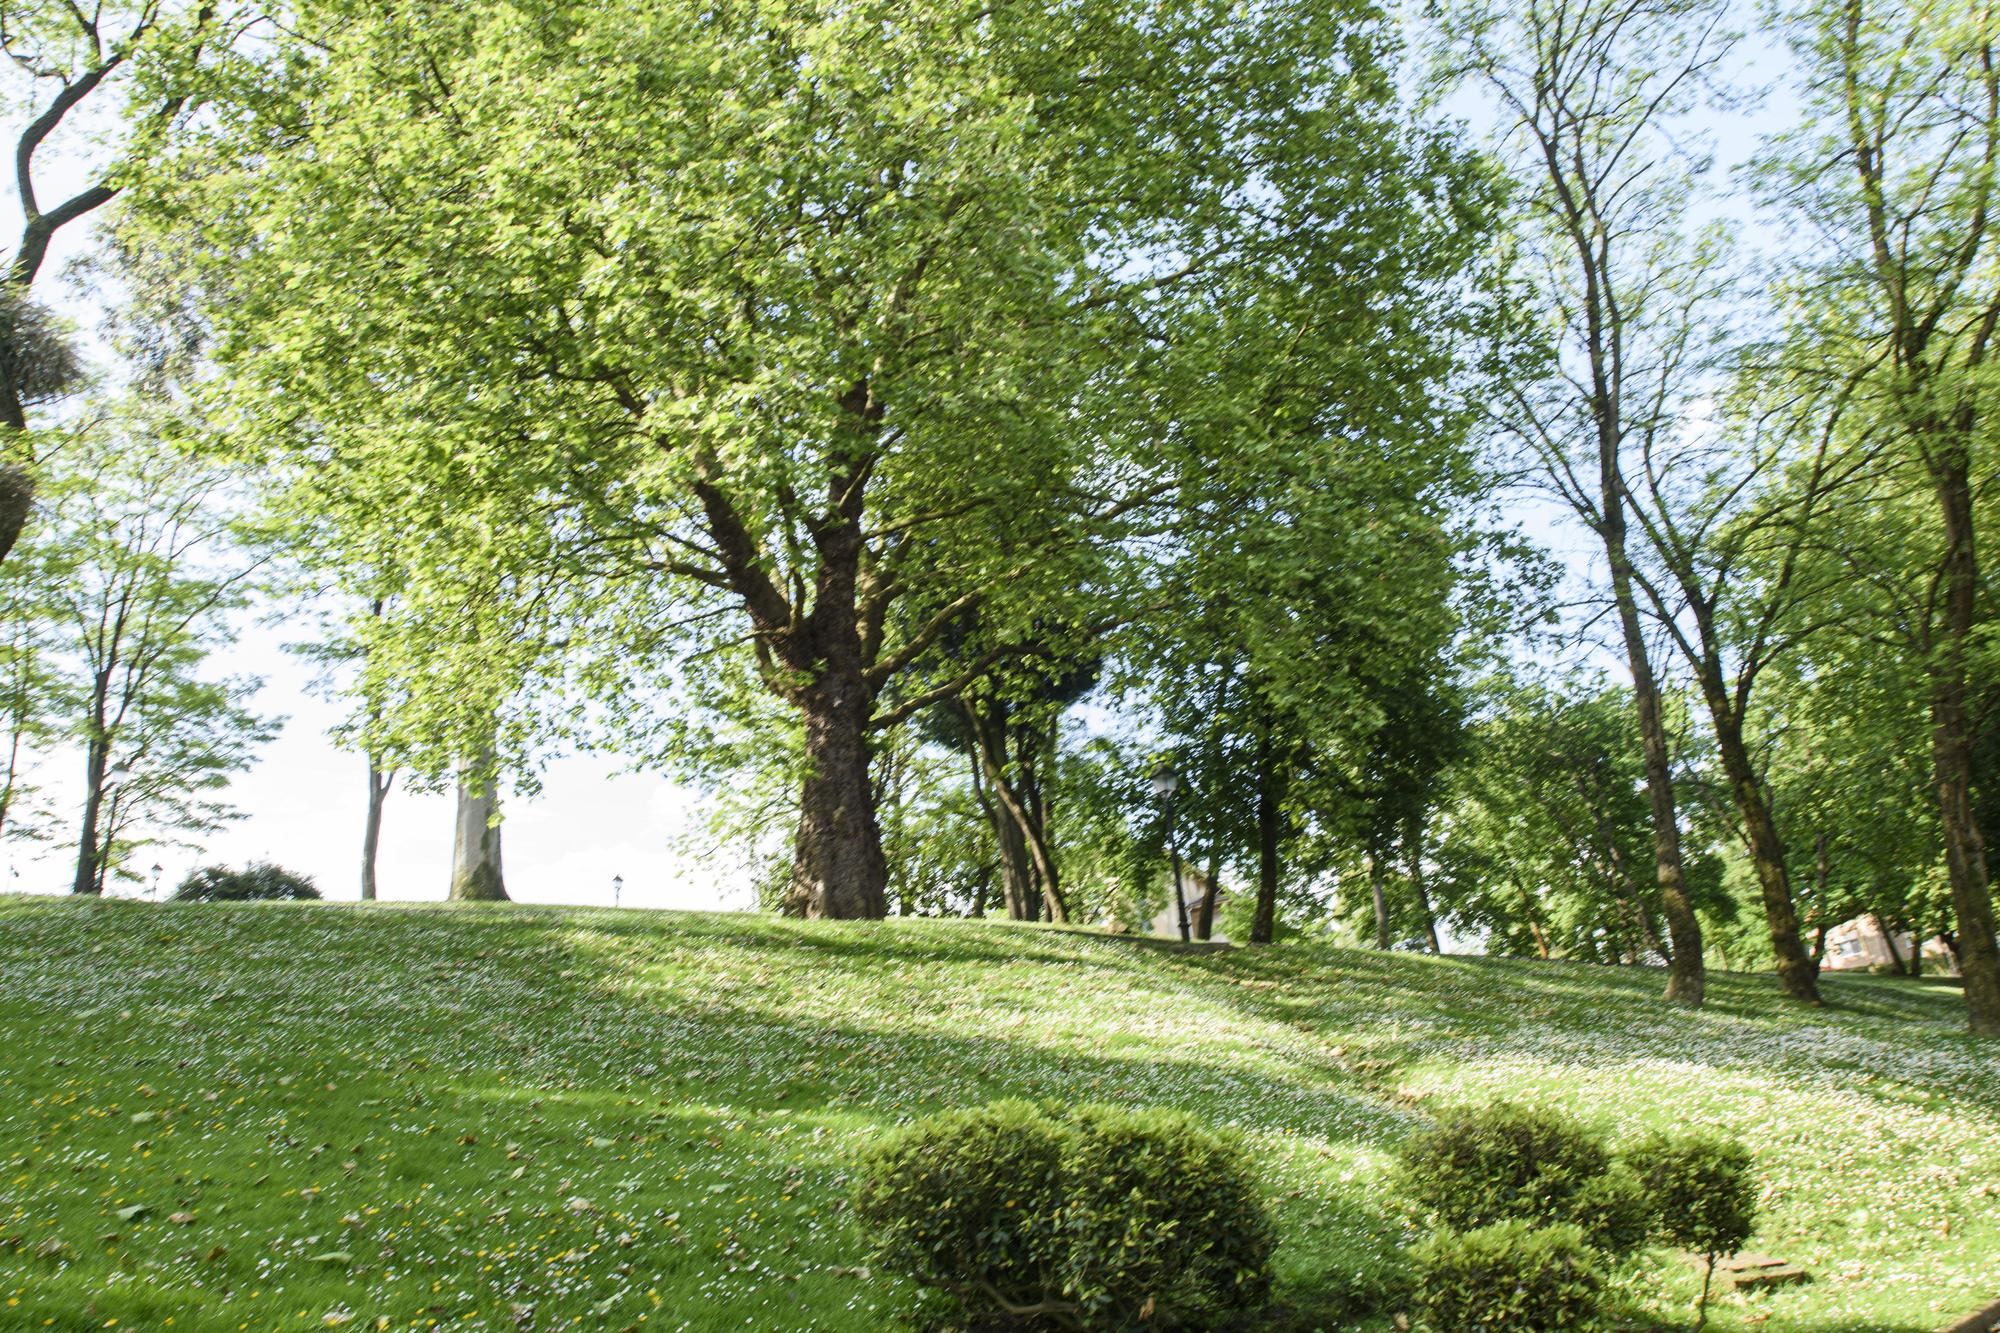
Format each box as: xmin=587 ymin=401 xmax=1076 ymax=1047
xmin=612 ymin=874 xmax=624 ymax=909
xmin=1150 ymin=763 xmax=1190 ymax=943
xmin=149 ymin=863 xmax=163 ymax=901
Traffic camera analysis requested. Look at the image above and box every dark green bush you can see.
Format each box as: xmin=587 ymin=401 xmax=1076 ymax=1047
xmin=1399 ymin=1102 xmax=1641 ymax=1252
xmin=853 ymin=1099 xmax=1068 ymax=1315
xmin=1628 ymin=1131 xmax=1757 ymax=1326
xmin=853 ymin=1100 xmax=1272 ymax=1329
xmin=1409 ymin=1220 xmax=1605 ymax=1332
xmin=171 ymin=862 xmax=321 ymax=902
xmin=1061 ymin=1104 xmax=1273 ymax=1325
xmin=1628 ymin=1132 xmax=1756 ymax=1258
xmin=1569 ymin=1163 xmax=1652 ymax=1256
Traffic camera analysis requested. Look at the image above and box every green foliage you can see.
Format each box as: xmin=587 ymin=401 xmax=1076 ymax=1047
xmin=854 ymin=1100 xmax=1272 ymax=1328
xmin=1408 ymin=1220 xmax=1606 ymax=1333
xmin=1398 ymin=1101 xmax=1644 ymax=1256
xmin=1629 ymin=1132 xmax=1757 ymax=1260
xmin=853 ymin=1100 xmax=1068 ymax=1313
xmin=171 ymin=862 xmax=321 ymax=902
xmin=1059 ymin=1104 xmax=1274 ymax=1326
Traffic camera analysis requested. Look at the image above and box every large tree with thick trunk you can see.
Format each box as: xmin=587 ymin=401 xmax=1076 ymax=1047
xmin=136 ymin=0 xmax=1493 ymax=917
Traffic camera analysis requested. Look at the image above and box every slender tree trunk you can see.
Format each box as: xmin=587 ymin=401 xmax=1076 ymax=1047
xmin=966 ymin=716 xmax=1037 ymax=920
xmin=1369 ymin=851 xmax=1391 ymax=950
xmin=1926 ymin=455 xmax=2000 ymax=1035
xmin=1606 ymin=522 xmax=1706 ymax=1005
xmin=1252 ymin=725 xmax=1280 ymax=945
xmin=449 ymin=746 xmax=507 ymax=902
xmin=968 ymin=715 xmax=1065 ymax=923
xmin=361 ymin=762 xmax=390 ymax=902
xmin=1876 ymin=916 xmax=1908 ymax=976
xmin=1407 ymin=812 xmax=1441 ymax=954
xmin=1194 ymin=850 xmax=1221 ymax=941
xmin=1709 ymin=707 xmax=1821 ymax=1004
xmin=70 ymin=736 xmax=108 ymax=896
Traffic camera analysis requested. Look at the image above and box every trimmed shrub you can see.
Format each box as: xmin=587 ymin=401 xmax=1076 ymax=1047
xmin=1061 ymin=1105 xmax=1273 ymax=1325
xmin=1398 ymin=1102 xmax=1627 ymax=1247
xmin=853 ymin=1099 xmax=1068 ymax=1315
xmin=171 ymin=863 xmax=321 ymax=902
xmin=1409 ymin=1220 xmax=1605 ymax=1332
xmin=853 ymin=1100 xmax=1273 ymax=1329
xmin=1628 ymin=1132 xmax=1757 ymax=1327
xmin=1569 ymin=1164 xmax=1652 ymax=1256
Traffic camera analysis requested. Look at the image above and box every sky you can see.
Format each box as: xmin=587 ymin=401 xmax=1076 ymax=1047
xmin=3 ymin=3 xmax=1804 ymax=915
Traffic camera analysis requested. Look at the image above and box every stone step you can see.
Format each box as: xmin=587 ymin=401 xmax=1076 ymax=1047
xmin=1732 ymin=1265 xmax=1811 ymax=1291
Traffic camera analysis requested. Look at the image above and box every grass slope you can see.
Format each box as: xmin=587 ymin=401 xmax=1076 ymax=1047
xmin=0 ymin=898 xmax=1994 ymax=1333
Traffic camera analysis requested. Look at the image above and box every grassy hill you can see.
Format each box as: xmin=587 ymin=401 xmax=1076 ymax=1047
xmin=0 ymin=898 xmax=1994 ymax=1332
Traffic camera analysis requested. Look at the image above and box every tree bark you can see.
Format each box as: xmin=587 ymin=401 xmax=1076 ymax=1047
xmin=1192 ymin=848 xmax=1221 ymax=941
xmin=1606 ymin=517 xmax=1707 ymax=1005
xmin=1708 ymin=705 xmax=1822 ymax=1005
xmin=966 ymin=710 xmax=1065 ymax=923
xmin=0 ymin=459 xmax=30 ymax=566
xmin=361 ymin=762 xmax=390 ymax=902
xmin=789 ymin=660 xmax=889 ymax=919
xmin=1252 ymin=725 xmax=1281 ymax=945
xmin=70 ymin=735 xmax=108 ymax=896
xmin=1407 ymin=812 xmax=1441 ymax=954
xmin=1926 ymin=455 xmax=2000 ymax=1035
xmin=1876 ymin=915 xmax=1908 ymax=976
xmin=449 ymin=747 xmax=507 ymax=901
xmin=1369 ymin=851 xmax=1391 ymax=949
xmin=966 ymin=713 xmax=1037 ymax=921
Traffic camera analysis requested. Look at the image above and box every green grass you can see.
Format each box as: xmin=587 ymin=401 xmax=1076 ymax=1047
xmin=0 ymin=898 xmax=1994 ymax=1332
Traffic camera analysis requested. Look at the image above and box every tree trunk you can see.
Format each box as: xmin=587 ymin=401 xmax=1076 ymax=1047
xmin=1926 ymin=455 xmax=2000 ymax=1035
xmin=1407 ymin=812 xmax=1441 ymax=954
xmin=1252 ymin=726 xmax=1280 ymax=945
xmin=1370 ymin=851 xmax=1391 ymax=950
xmin=1606 ymin=523 xmax=1706 ymax=1005
xmin=968 ymin=713 xmax=1065 ymax=923
xmin=966 ymin=717 xmax=1037 ymax=921
xmin=1876 ymin=916 xmax=1908 ymax=976
xmin=70 ymin=736 xmax=108 ymax=896
xmin=361 ymin=763 xmax=390 ymax=902
xmin=449 ymin=747 xmax=507 ymax=902
xmin=0 ymin=459 xmax=30 ymax=567
xmin=1709 ymin=707 xmax=1822 ymax=1005
xmin=789 ymin=663 xmax=888 ymax=919
xmin=1194 ymin=850 xmax=1221 ymax=941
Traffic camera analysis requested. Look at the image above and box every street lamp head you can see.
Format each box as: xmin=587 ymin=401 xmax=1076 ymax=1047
xmin=107 ymin=761 xmax=132 ymax=783
xmin=612 ymin=875 xmax=624 ymax=898
xmin=1148 ymin=763 xmax=1180 ymax=799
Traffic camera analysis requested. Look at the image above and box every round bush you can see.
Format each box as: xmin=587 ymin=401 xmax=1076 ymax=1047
xmin=1627 ymin=1132 xmax=1757 ymax=1259
xmin=853 ymin=1099 xmax=1068 ymax=1314
xmin=1060 ymin=1105 xmax=1274 ymax=1325
xmin=1398 ymin=1102 xmax=1615 ymax=1240
xmin=1409 ymin=1220 xmax=1605 ymax=1332
xmin=171 ymin=862 xmax=321 ymax=902
xmin=853 ymin=1100 xmax=1273 ymax=1329
xmin=1568 ymin=1164 xmax=1652 ymax=1256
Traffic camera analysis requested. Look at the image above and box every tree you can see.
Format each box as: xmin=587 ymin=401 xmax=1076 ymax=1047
xmin=135 ymin=0 xmax=1500 ymax=919
xmin=1758 ymin=0 xmax=2000 ymax=1034
xmin=1433 ymin=0 xmax=1736 ymax=1004
xmin=0 ymin=527 xmax=64 ymax=846
xmin=0 ymin=0 xmax=224 ymax=562
xmin=36 ymin=422 xmax=268 ymax=894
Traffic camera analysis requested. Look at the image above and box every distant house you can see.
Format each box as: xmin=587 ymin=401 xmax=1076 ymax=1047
xmin=1821 ymin=915 xmax=1957 ymax=974
xmin=1148 ymin=868 xmax=1226 ymax=941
